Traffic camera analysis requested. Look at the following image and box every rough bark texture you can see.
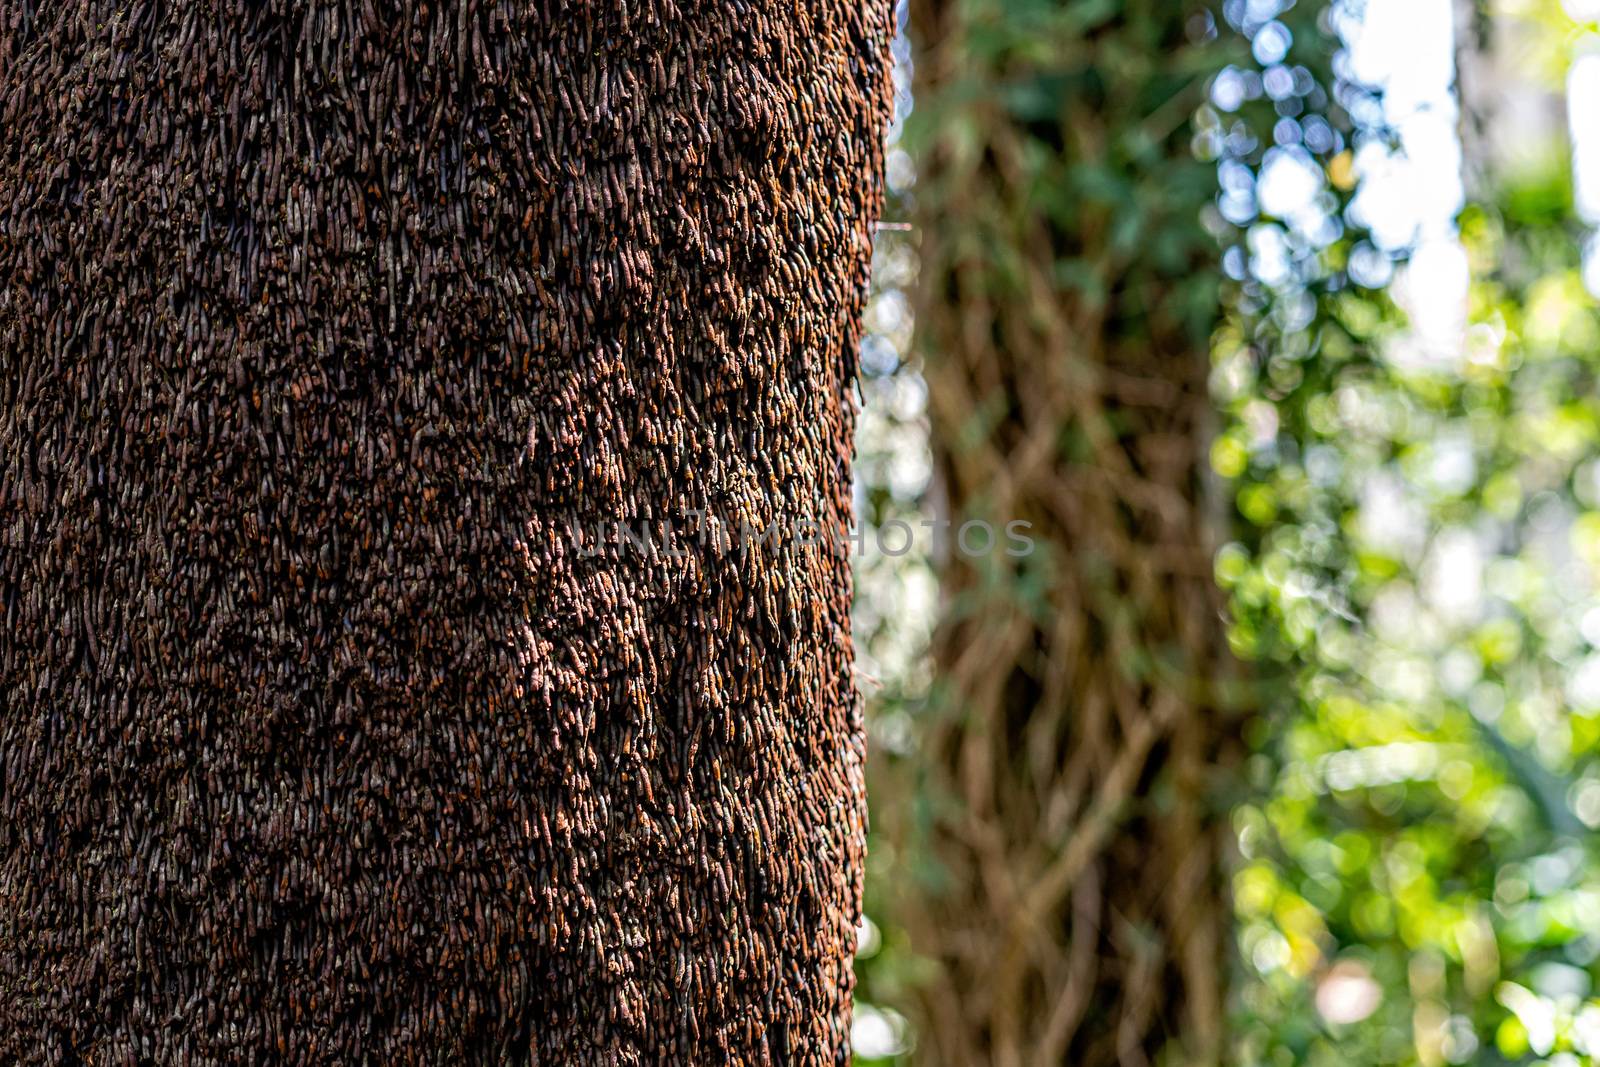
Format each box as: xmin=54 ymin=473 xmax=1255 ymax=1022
xmin=900 ymin=3 xmax=1236 ymax=1064
xmin=0 ymin=2 xmax=891 ymax=1062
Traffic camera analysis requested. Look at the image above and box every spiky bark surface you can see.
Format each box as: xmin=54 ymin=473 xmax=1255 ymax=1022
xmin=0 ymin=2 xmax=891 ymax=1062
xmin=900 ymin=2 xmax=1236 ymax=1063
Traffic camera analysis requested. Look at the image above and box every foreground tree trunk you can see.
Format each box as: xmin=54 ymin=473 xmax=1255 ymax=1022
xmin=0 ymin=3 xmax=890 ymax=1062
xmin=900 ymin=3 xmax=1237 ymax=1063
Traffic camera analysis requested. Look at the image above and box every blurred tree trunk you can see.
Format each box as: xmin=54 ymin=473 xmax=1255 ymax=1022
xmin=900 ymin=2 xmax=1239 ymax=1063
xmin=1454 ymin=0 xmax=1565 ymax=193
xmin=0 ymin=3 xmax=890 ymax=1062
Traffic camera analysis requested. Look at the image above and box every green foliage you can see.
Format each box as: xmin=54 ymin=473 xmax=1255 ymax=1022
xmin=1218 ymin=7 xmax=1600 ymax=1064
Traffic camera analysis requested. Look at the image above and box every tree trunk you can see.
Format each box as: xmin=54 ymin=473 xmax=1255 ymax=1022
xmin=0 ymin=3 xmax=890 ymax=1062
xmin=899 ymin=3 xmax=1236 ymax=1063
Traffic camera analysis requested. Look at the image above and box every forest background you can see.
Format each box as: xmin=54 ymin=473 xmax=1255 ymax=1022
xmin=849 ymin=1 xmax=1600 ymax=1064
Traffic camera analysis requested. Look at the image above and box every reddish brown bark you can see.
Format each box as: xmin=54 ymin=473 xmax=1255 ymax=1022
xmin=0 ymin=2 xmax=892 ymax=1062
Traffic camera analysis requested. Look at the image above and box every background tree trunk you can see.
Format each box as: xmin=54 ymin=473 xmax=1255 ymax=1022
xmin=0 ymin=3 xmax=890 ymax=1062
xmin=897 ymin=2 xmax=1238 ymax=1063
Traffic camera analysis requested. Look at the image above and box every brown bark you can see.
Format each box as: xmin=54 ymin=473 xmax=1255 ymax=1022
xmin=0 ymin=2 xmax=891 ymax=1062
xmin=896 ymin=2 xmax=1237 ymax=1063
